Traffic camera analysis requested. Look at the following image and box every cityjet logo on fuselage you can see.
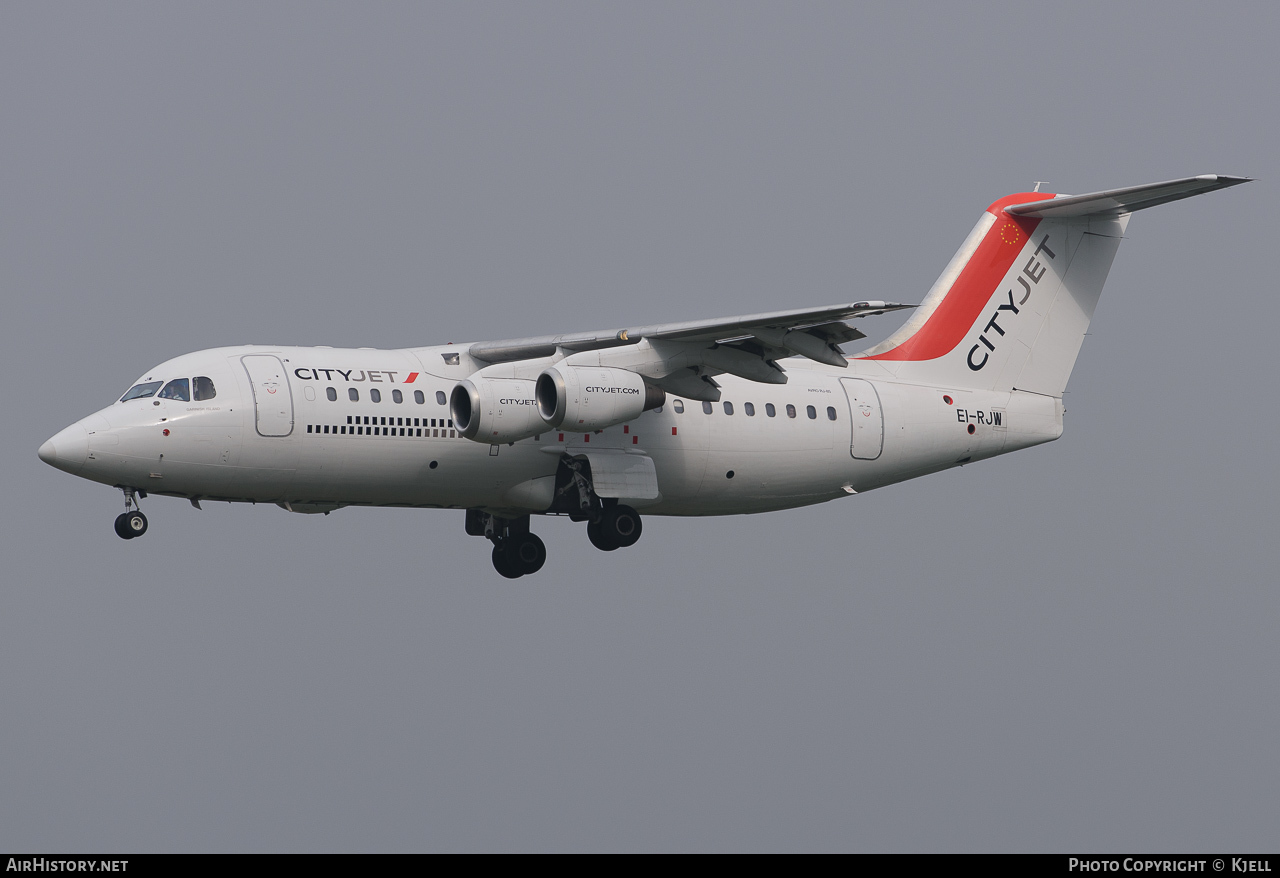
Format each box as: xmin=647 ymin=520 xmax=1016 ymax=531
xmin=585 ymin=386 xmax=639 ymax=394
xmin=293 ymin=368 xmax=421 ymax=383
xmin=500 ymin=398 xmax=536 ymax=405
xmin=967 ymin=234 xmax=1056 ymax=371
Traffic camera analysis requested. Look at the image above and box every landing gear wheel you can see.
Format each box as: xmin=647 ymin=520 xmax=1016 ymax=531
xmin=505 ymin=533 xmax=547 ymax=575
xmin=602 ymin=504 xmax=642 ymax=548
xmin=587 ymin=518 xmax=618 ymax=551
xmin=492 ymin=543 xmax=522 ymax=579
xmin=114 ymin=510 xmax=148 ymax=540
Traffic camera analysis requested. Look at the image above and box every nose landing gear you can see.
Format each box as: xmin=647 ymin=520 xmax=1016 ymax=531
xmin=114 ymin=488 xmax=148 ymax=540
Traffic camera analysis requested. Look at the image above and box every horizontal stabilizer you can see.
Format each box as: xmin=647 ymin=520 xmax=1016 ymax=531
xmin=1005 ymin=174 xmax=1250 ymax=218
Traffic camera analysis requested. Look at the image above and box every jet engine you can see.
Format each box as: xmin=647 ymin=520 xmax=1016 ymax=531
xmin=536 ymin=365 xmax=665 ymax=431
xmin=450 ymin=378 xmax=546 ymax=443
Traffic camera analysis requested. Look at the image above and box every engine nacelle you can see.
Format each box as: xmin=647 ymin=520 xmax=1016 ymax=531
xmin=450 ymin=377 xmax=545 ymax=443
xmin=536 ymin=365 xmax=665 ymax=431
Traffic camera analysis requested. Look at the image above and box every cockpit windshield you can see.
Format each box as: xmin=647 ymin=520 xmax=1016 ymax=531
xmin=120 ymin=376 xmax=215 ymax=403
xmin=193 ymin=376 xmax=216 ymax=401
xmin=158 ymin=378 xmax=190 ymax=401
xmin=120 ymin=381 xmax=163 ymax=402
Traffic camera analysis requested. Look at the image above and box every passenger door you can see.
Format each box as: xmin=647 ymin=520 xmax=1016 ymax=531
xmin=241 ymin=355 xmax=294 ymax=437
xmin=840 ymin=378 xmax=883 ymax=460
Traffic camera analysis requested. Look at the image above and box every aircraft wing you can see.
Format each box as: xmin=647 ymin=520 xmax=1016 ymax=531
xmin=467 ymin=300 xmax=913 ymax=366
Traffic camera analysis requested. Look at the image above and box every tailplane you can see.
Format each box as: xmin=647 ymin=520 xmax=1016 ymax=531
xmin=856 ymin=175 xmax=1249 ymax=396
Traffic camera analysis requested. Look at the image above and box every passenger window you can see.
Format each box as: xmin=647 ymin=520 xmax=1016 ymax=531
xmin=392 ymin=389 xmax=403 ymax=404
xmin=702 ymin=401 xmax=713 ymax=414
xmin=349 ymin=388 xmax=359 ymax=402
xmin=158 ymin=378 xmax=190 ymax=401
xmin=673 ymin=400 xmax=684 ymax=413
xmin=744 ymin=402 xmax=755 ymax=416
xmin=327 ymin=387 xmax=337 ymax=401
xmin=436 ymin=391 xmax=447 ymax=405
xmin=766 ymin=403 xmax=776 ymax=418
xmin=414 ymin=390 xmax=425 ymax=404
xmin=723 ymin=402 xmax=734 ymax=415
xmin=371 ymin=389 xmax=382 ymax=403
xmin=193 ymin=376 xmax=216 ymax=401
xmin=786 ymin=404 xmax=796 ymax=419
xmin=120 ymin=381 xmax=163 ymax=402
xmin=827 ymin=406 xmax=837 ymax=421
xmin=806 ymin=405 xmax=817 ymax=419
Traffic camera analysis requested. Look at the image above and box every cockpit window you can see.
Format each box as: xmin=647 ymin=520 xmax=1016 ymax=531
xmin=120 ymin=381 xmax=163 ymax=402
xmin=158 ymin=378 xmax=190 ymax=401
xmin=193 ymin=376 xmax=216 ymax=401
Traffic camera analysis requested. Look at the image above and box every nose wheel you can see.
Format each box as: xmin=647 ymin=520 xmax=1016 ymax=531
xmin=114 ymin=487 xmax=149 ymax=540
xmin=114 ymin=510 xmax=148 ymax=539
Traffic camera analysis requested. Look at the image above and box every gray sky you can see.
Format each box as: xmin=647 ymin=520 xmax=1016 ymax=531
xmin=2 ymin=1 xmax=1276 ymax=852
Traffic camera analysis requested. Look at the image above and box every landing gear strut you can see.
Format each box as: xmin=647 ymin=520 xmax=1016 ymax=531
xmin=549 ymin=455 xmax=644 ymax=553
xmin=114 ymin=487 xmax=148 ymax=540
xmin=467 ymin=510 xmax=546 ymax=578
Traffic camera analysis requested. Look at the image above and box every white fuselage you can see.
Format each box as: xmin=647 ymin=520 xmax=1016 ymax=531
xmin=45 ymin=344 xmax=1063 ymax=517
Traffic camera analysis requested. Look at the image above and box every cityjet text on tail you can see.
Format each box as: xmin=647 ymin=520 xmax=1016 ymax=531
xmin=39 ymin=175 xmax=1249 ymax=577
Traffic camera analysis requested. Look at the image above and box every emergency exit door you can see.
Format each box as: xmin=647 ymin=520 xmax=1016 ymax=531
xmin=840 ymin=378 xmax=883 ymax=460
xmin=241 ymin=355 xmax=294 ymax=437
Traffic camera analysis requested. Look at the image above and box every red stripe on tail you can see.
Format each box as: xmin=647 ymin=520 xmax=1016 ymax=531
xmin=862 ymin=191 xmax=1054 ymax=363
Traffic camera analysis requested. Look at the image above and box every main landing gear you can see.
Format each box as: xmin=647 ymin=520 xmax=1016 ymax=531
xmin=467 ymin=510 xmax=547 ymax=579
xmin=466 ymin=455 xmax=647 ymax=578
xmin=466 ymin=503 xmax=644 ymax=578
xmin=555 ymin=454 xmax=643 ymax=552
xmin=586 ymin=503 xmax=642 ymax=551
xmin=114 ymin=487 xmax=148 ymax=540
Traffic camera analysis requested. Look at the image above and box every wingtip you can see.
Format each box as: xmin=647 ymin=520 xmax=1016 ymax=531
xmin=1199 ymin=174 xmax=1253 ymax=186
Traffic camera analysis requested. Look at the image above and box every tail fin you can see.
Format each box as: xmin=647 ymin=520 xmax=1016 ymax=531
xmin=856 ymin=175 xmax=1249 ymax=396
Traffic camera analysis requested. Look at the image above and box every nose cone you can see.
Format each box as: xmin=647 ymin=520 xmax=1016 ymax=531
xmin=39 ymin=423 xmax=89 ymax=474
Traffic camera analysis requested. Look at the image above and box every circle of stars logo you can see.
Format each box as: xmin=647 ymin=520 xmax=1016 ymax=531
xmin=1000 ymin=222 xmax=1023 ymax=246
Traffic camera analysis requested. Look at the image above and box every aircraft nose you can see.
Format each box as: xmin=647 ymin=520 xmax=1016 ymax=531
xmin=38 ymin=423 xmax=89 ymax=474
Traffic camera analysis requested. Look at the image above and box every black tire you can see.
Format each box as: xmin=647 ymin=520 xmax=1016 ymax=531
xmin=602 ymin=504 xmax=642 ymax=548
xmin=505 ymin=533 xmax=547 ymax=575
xmin=127 ymin=511 xmax=148 ymax=537
xmin=114 ymin=512 xmax=135 ymax=540
xmin=587 ymin=518 xmax=618 ymax=551
xmin=492 ymin=542 xmax=522 ymax=579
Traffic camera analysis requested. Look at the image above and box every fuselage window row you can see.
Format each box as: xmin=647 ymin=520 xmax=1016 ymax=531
xmin=671 ymin=399 xmax=832 ymax=421
xmin=332 ymin=388 xmax=445 ymax=405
